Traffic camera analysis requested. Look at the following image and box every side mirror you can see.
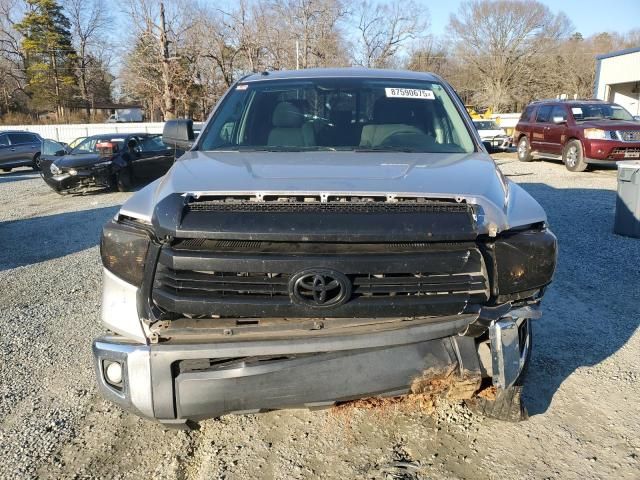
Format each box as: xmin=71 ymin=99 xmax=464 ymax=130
xmin=633 ymin=116 xmax=640 ymax=122
xmin=163 ymin=119 xmax=195 ymax=150
xmin=552 ymin=116 xmax=566 ymax=124
xmin=55 ymin=149 xmax=67 ymax=156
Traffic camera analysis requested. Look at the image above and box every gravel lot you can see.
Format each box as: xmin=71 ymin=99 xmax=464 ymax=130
xmin=0 ymin=155 xmax=639 ymax=479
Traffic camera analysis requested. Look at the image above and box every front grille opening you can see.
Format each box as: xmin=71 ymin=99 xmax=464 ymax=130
xmin=170 ymin=239 xmax=472 ymax=253
xmin=187 ymin=195 xmax=472 ymax=214
xmin=151 ymin=242 xmax=488 ymax=319
xmin=154 ymin=268 xmax=487 ymax=300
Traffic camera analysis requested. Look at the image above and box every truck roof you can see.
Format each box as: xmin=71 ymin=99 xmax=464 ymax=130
xmin=239 ymin=68 xmax=441 ymax=84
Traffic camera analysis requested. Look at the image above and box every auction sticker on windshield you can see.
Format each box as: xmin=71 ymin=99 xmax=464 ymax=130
xmin=385 ymin=88 xmax=435 ymax=99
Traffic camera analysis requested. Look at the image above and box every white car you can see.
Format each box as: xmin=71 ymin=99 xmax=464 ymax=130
xmin=473 ymin=120 xmax=510 ymax=151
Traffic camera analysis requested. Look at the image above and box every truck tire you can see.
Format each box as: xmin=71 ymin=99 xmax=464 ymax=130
xmin=517 ymin=137 xmax=533 ymax=162
xmin=563 ymin=139 xmax=588 ymax=172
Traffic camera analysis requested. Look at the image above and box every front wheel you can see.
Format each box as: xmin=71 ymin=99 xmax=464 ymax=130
xmin=32 ymin=153 xmax=41 ymax=171
xmin=517 ymin=137 xmax=533 ymax=162
xmin=563 ymin=140 xmax=588 ymax=172
xmin=116 ymin=168 xmax=132 ymax=192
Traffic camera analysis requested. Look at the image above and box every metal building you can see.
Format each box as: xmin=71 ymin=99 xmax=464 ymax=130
xmin=594 ymin=46 xmax=640 ymax=115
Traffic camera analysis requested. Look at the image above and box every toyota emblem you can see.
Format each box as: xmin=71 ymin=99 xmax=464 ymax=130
xmin=290 ymin=269 xmax=351 ymax=308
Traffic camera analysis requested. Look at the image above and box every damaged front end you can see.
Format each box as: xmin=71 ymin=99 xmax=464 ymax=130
xmin=93 ymin=190 xmax=556 ymax=426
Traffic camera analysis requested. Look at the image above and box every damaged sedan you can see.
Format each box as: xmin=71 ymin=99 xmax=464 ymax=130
xmin=93 ymin=68 xmax=557 ymax=428
xmin=40 ymin=134 xmax=176 ymax=194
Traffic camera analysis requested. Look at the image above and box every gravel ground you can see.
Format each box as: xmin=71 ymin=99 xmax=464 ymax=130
xmin=0 ymin=156 xmax=638 ymax=479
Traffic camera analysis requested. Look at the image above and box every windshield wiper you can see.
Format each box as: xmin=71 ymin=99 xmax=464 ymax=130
xmin=354 ymin=146 xmax=420 ymax=153
xmin=210 ymin=146 xmax=337 ymax=153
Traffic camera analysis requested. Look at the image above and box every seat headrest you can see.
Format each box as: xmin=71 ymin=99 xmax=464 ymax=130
xmin=373 ymin=97 xmax=426 ymax=125
xmin=272 ymin=102 xmax=303 ymax=128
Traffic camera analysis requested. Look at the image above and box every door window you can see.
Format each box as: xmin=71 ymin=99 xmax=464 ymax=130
xmin=138 ymin=135 xmax=166 ymax=152
xmin=42 ymin=139 xmax=66 ymax=156
xmin=7 ymin=132 xmax=35 ymax=144
xmin=521 ymin=105 xmax=535 ymax=122
xmin=550 ymin=106 xmax=567 ymax=123
xmin=0 ymin=134 xmax=8 ymax=146
xmin=535 ymin=106 xmax=552 ymax=123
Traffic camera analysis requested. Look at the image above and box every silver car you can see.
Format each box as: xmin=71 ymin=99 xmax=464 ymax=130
xmin=93 ymin=68 xmax=557 ymax=428
xmin=0 ymin=130 xmax=42 ymax=172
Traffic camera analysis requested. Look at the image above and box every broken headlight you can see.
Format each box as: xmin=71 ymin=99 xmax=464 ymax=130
xmin=100 ymin=220 xmax=150 ymax=286
xmin=486 ymin=227 xmax=557 ymax=302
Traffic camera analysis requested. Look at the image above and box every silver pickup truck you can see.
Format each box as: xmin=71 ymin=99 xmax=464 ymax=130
xmin=93 ymin=68 xmax=557 ymax=428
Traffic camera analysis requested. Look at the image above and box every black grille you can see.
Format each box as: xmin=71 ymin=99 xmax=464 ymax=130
xmin=188 ymin=200 xmax=470 ymax=214
xmin=155 ymin=267 xmax=486 ymax=298
xmin=151 ymin=242 xmax=489 ymax=319
xmin=155 ymin=268 xmax=290 ymax=297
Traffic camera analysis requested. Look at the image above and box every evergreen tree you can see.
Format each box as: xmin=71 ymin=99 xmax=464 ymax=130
xmin=15 ymin=0 xmax=77 ymax=118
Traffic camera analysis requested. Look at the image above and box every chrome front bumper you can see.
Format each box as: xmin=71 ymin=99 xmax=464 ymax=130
xmin=93 ymin=311 xmax=535 ymax=424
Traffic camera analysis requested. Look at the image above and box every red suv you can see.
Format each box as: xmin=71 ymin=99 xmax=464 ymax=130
xmin=513 ymin=99 xmax=640 ymax=172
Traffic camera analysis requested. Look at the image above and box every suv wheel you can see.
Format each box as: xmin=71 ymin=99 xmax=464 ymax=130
xmin=32 ymin=153 xmax=41 ymax=171
xmin=563 ymin=140 xmax=588 ymax=172
xmin=517 ymin=137 xmax=532 ymax=162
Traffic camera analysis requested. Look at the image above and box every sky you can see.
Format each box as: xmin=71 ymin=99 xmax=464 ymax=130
xmin=426 ymin=0 xmax=640 ymax=38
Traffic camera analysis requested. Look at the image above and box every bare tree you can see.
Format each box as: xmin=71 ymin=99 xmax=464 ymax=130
xmin=448 ymin=0 xmax=572 ymax=110
xmin=266 ymin=0 xmax=349 ymax=69
xmin=65 ymin=0 xmax=112 ymax=116
xmin=122 ymin=0 xmax=197 ymax=120
xmin=353 ymin=0 xmax=427 ymax=68
xmin=216 ymin=0 xmax=266 ymax=73
xmin=406 ymin=36 xmax=449 ymax=75
xmin=0 ymin=0 xmax=28 ymax=114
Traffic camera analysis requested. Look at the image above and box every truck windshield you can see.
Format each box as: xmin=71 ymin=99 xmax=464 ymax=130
xmin=198 ymin=78 xmax=475 ymax=153
xmin=571 ymin=103 xmax=634 ymax=122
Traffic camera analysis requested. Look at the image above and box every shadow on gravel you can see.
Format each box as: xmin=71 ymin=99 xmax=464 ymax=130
xmin=519 ymin=183 xmax=640 ymax=416
xmin=0 ymin=170 xmax=39 ymax=184
xmin=0 ymin=205 xmax=119 ymax=271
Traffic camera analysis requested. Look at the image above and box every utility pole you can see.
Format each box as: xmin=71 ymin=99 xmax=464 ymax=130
xmin=296 ymin=40 xmax=299 ymax=70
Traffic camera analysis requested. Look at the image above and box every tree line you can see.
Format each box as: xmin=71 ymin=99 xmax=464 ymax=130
xmin=0 ymin=0 xmax=638 ymax=123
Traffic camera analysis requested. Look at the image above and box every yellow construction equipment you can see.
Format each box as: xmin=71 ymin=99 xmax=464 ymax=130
xmin=465 ymin=105 xmax=493 ymax=120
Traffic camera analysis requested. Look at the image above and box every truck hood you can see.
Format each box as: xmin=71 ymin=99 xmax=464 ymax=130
xmin=120 ymin=150 xmax=547 ymax=236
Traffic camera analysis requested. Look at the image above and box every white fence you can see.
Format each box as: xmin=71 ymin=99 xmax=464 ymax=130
xmin=2 ymin=115 xmax=523 ymax=144
xmin=0 ymin=122 xmax=166 ymax=144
